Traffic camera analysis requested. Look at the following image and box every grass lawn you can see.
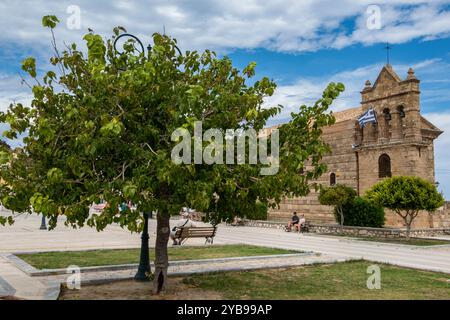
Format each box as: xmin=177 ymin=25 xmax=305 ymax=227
xmin=321 ymin=234 xmax=450 ymax=246
xmin=181 ymin=260 xmax=450 ymax=300
xmin=17 ymin=245 xmax=301 ymax=269
xmin=59 ymin=260 xmax=450 ymax=300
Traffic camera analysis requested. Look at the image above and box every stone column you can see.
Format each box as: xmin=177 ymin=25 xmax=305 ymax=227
xmin=404 ymin=108 xmax=421 ymax=142
xmin=378 ymin=115 xmax=389 ymax=143
xmin=370 ymin=122 xmax=378 ymax=143
xmin=390 ymin=111 xmax=403 ymax=140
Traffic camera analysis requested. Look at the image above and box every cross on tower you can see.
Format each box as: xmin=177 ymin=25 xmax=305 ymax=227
xmin=384 ymin=42 xmax=392 ymax=65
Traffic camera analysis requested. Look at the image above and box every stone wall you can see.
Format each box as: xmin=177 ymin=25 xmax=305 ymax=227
xmin=432 ymin=202 xmax=450 ymax=228
xmin=242 ymin=219 xmax=450 ymax=238
xmin=268 ymin=117 xmax=358 ymax=224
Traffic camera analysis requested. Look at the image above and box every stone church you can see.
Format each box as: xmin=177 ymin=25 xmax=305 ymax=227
xmin=268 ymin=64 xmax=450 ymax=228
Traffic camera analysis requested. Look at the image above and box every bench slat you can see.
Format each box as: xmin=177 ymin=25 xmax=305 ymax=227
xmin=176 ymin=227 xmax=216 ymax=239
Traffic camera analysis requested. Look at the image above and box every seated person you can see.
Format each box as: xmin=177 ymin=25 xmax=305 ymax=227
xmin=170 ymin=217 xmax=197 ymax=245
xmin=287 ymin=212 xmax=301 ymax=232
xmin=298 ymin=214 xmax=306 ymax=231
xmin=231 ymin=215 xmax=242 ymax=226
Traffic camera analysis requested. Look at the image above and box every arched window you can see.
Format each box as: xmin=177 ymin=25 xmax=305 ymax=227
xmin=397 ymin=106 xmax=405 ymax=118
xmin=383 ymin=108 xmax=391 ymax=121
xmin=378 ymin=154 xmax=392 ymax=178
xmin=330 ymin=173 xmax=336 ymax=186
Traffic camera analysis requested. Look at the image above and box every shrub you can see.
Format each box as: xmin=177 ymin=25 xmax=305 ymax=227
xmin=246 ymin=201 xmax=268 ymax=220
xmin=334 ymin=197 xmax=385 ymax=228
xmin=319 ymin=184 xmax=357 ymax=227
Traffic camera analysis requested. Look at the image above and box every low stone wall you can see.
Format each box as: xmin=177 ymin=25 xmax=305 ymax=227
xmin=242 ymin=219 xmax=450 ymax=238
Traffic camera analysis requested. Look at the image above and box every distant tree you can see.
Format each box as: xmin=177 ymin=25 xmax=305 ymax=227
xmin=319 ymin=184 xmax=356 ymax=228
xmin=365 ymin=176 xmax=444 ymax=239
xmin=0 ymin=15 xmax=345 ymax=293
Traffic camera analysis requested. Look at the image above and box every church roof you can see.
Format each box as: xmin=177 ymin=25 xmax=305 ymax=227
xmin=332 ymin=106 xmax=362 ymax=123
xmin=371 ymin=64 xmax=403 ymax=89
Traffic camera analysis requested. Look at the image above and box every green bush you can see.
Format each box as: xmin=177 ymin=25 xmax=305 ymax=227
xmin=246 ymin=201 xmax=268 ymax=220
xmin=319 ymin=184 xmax=357 ymax=227
xmin=334 ymin=197 xmax=385 ymax=228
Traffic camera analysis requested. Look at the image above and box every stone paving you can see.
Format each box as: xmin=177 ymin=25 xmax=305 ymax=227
xmin=1 ymin=211 xmax=450 ymax=300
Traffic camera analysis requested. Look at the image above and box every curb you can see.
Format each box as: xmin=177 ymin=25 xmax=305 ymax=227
xmin=7 ymin=252 xmax=315 ymax=277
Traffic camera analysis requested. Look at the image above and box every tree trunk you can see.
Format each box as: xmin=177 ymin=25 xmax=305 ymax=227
xmin=153 ymin=211 xmax=171 ymax=294
xmin=405 ymin=222 xmax=411 ymax=240
xmin=404 ymin=213 xmax=413 ymax=241
xmin=338 ymin=206 xmax=344 ymax=230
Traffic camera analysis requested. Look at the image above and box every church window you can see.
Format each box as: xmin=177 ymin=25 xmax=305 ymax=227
xmin=378 ymin=154 xmax=392 ymax=178
xmin=330 ymin=172 xmax=336 ymax=186
xmin=397 ymin=106 xmax=405 ymax=118
xmin=383 ymin=108 xmax=391 ymax=121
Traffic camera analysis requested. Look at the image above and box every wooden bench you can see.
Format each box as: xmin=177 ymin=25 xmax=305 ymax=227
xmin=172 ymin=226 xmax=217 ymax=245
xmin=301 ymin=221 xmax=310 ymax=233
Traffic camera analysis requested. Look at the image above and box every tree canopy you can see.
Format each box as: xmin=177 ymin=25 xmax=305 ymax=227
xmin=0 ymin=16 xmax=345 ymax=291
xmin=365 ymin=176 xmax=444 ymax=238
xmin=318 ymin=184 xmax=357 ymax=227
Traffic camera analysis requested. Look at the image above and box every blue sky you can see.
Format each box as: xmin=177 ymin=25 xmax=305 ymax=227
xmin=0 ymin=0 xmax=449 ymax=197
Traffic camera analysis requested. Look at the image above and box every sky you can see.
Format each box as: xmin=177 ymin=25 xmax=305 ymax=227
xmin=0 ymin=0 xmax=449 ymax=197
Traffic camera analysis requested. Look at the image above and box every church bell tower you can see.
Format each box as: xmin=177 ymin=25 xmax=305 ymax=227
xmin=354 ymin=65 xmax=442 ymax=194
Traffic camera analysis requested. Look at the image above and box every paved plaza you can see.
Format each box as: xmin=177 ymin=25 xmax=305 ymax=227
xmin=1 ymin=211 xmax=450 ymax=299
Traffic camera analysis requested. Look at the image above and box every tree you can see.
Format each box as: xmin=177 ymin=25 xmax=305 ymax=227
xmin=365 ymin=176 xmax=444 ymax=239
xmin=0 ymin=15 xmax=345 ymax=293
xmin=318 ymin=184 xmax=356 ymax=228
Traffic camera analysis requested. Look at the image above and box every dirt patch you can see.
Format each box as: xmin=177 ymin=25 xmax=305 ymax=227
xmin=59 ymin=277 xmax=223 ymax=300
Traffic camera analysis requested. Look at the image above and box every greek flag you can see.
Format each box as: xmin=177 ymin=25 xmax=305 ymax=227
xmin=358 ymin=108 xmax=377 ymax=127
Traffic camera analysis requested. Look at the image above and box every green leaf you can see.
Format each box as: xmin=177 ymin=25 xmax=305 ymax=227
xmin=123 ymin=183 xmax=137 ymax=199
xmin=21 ymin=57 xmax=37 ymax=78
xmin=100 ymin=118 xmax=124 ymax=136
xmin=0 ymin=151 xmax=10 ymax=164
xmin=42 ymin=15 xmax=60 ymax=29
xmin=47 ymin=168 xmax=64 ymax=184
xmin=83 ymin=33 xmax=106 ymax=65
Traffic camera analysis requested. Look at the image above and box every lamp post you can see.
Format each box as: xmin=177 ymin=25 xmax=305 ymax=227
xmin=39 ymin=215 xmax=47 ymax=230
xmin=114 ymin=33 xmax=152 ymax=282
xmin=113 ymin=33 xmax=151 ymax=281
xmin=134 ymin=212 xmax=151 ymax=281
xmin=113 ymin=32 xmax=181 ymax=281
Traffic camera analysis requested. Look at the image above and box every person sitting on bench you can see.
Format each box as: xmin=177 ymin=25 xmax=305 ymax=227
xmin=170 ymin=217 xmax=197 ymax=245
xmin=298 ymin=214 xmax=306 ymax=232
xmin=287 ymin=212 xmax=304 ymax=232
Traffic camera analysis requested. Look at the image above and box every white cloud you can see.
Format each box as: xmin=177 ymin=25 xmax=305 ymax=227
xmin=0 ymin=0 xmax=450 ymax=55
xmin=265 ymin=58 xmax=450 ymax=122
xmin=265 ymin=63 xmax=388 ymax=123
